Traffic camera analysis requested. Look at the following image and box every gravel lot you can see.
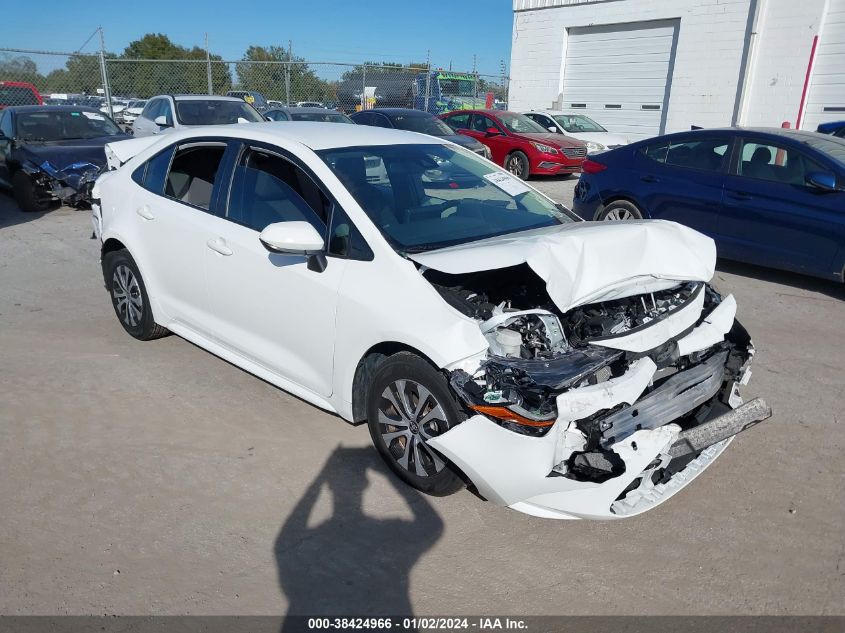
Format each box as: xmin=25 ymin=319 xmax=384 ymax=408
xmin=1 ymin=182 xmax=843 ymax=616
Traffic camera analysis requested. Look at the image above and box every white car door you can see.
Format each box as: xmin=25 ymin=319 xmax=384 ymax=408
xmin=129 ymin=139 xmax=232 ymax=331
xmin=201 ymin=143 xmax=348 ymax=397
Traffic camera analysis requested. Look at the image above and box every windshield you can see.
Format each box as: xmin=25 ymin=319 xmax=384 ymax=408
xmin=497 ymin=112 xmax=548 ymax=134
xmin=15 ymin=110 xmax=122 ymax=141
xmin=553 ymin=114 xmax=607 ymax=133
xmin=175 ymin=100 xmax=264 ymax=125
xmin=318 ymin=143 xmax=573 ymax=252
xmin=391 ymin=114 xmax=455 ymax=136
xmin=290 ymin=112 xmax=353 ymax=123
xmin=438 ymin=78 xmax=475 ymax=97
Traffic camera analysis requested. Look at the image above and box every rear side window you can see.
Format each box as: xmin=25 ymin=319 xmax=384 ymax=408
xmin=226 ymin=148 xmax=329 ymax=232
xmin=140 ymin=146 xmax=175 ymax=194
xmin=641 ymin=138 xmax=729 ymax=172
xmin=443 ymin=113 xmax=470 ymax=130
xmin=165 ymin=144 xmax=227 ymax=210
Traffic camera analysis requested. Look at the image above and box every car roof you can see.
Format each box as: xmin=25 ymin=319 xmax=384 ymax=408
xmin=270 ymin=107 xmax=341 ymax=114
xmin=363 ymin=108 xmax=433 ymax=117
xmin=164 ymin=94 xmax=246 ymax=102
xmin=163 ymin=121 xmax=450 ymax=151
xmin=3 ymin=105 xmax=101 ymax=114
xmin=525 ymin=110 xmax=594 ymax=116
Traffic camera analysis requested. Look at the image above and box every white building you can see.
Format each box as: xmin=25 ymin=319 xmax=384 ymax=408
xmin=509 ymin=0 xmax=845 ymax=139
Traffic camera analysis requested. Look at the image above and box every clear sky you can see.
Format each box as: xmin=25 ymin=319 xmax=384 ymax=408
xmin=6 ymin=0 xmax=513 ymax=77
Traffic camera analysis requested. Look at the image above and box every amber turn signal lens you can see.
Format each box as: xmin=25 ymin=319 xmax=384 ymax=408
xmin=470 ymin=404 xmax=555 ymax=428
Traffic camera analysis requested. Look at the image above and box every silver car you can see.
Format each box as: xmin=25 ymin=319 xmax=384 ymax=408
xmin=131 ymin=95 xmax=265 ymax=137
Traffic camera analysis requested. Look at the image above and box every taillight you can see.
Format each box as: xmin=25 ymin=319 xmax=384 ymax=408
xmin=582 ymin=159 xmax=607 ymax=174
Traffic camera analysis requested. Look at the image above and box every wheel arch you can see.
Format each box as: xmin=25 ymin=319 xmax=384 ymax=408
xmin=350 ymin=341 xmax=441 ymax=424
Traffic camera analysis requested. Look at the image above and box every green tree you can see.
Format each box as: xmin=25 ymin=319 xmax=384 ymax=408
xmin=0 ymin=54 xmax=45 ymax=90
xmin=41 ymin=55 xmax=102 ymax=95
xmin=109 ymin=33 xmax=230 ymax=98
xmin=235 ymin=46 xmax=330 ymax=103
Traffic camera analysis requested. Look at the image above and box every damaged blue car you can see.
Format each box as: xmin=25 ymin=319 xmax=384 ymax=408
xmin=0 ymin=105 xmax=127 ymax=212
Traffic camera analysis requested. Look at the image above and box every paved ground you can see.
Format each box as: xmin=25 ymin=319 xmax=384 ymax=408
xmin=1 ymin=187 xmax=843 ymax=616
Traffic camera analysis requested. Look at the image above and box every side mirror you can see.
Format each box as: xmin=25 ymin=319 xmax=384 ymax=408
xmin=486 ymin=127 xmax=501 ymax=137
xmin=806 ymin=171 xmax=838 ymax=192
xmin=548 ymin=126 xmax=558 ymax=133
xmin=259 ymin=221 xmax=324 ymax=255
xmin=154 ymin=115 xmax=170 ymax=128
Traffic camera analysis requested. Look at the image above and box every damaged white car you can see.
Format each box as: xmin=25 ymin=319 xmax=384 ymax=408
xmin=93 ymin=123 xmax=770 ymax=520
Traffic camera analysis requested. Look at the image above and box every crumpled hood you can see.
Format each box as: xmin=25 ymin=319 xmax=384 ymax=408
xmin=19 ymin=137 xmax=117 ymax=172
xmin=408 ymin=220 xmax=716 ymax=313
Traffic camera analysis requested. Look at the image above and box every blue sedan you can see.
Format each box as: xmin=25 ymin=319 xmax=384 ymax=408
xmin=572 ymin=128 xmax=845 ymax=281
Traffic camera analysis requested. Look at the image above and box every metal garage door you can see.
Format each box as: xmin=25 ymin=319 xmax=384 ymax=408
xmin=562 ymin=20 xmax=679 ymax=140
xmin=803 ymin=2 xmax=845 ymax=131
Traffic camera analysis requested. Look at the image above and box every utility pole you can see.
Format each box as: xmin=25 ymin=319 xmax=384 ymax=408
xmin=205 ymin=33 xmax=213 ymax=94
xmin=472 ymin=54 xmax=478 ymax=107
xmin=98 ymin=27 xmax=113 ymax=119
xmin=286 ymin=39 xmax=292 ymax=106
xmin=423 ymin=49 xmax=431 ymax=113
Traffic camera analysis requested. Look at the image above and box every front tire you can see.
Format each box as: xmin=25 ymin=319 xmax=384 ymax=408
xmin=12 ymin=171 xmax=51 ymax=213
xmin=597 ymin=199 xmax=643 ymax=221
xmin=505 ymin=151 xmax=530 ymax=180
xmin=102 ymin=249 xmax=168 ymax=341
xmin=366 ymin=352 xmax=465 ymax=496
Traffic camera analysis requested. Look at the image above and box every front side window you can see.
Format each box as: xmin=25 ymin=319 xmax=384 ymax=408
xmin=266 ymin=110 xmax=290 ymax=122
xmin=165 ymin=144 xmax=226 ymax=210
xmin=226 ymin=148 xmax=329 ymax=233
xmin=737 ymin=140 xmax=825 ymax=185
xmin=175 ymin=100 xmax=264 ymax=125
xmin=319 ymin=143 xmax=573 ymax=252
xmin=471 ymin=114 xmax=500 ymax=133
xmin=328 ymin=205 xmax=373 ymax=260
xmin=141 ymin=99 xmax=161 ymax=120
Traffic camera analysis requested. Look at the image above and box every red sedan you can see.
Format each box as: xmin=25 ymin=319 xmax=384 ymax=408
xmin=440 ymin=109 xmax=587 ymax=179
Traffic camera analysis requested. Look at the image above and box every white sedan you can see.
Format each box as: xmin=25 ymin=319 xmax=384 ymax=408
xmin=523 ymin=110 xmax=630 ymax=153
xmin=92 ymin=123 xmax=769 ymax=520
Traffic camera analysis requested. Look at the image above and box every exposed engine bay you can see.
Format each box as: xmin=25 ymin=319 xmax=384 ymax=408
xmin=422 ymin=263 xmax=766 ymax=514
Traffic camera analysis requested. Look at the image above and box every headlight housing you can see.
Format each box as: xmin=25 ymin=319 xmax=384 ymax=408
xmin=585 ymin=141 xmax=607 ymax=153
xmin=530 ymin=141 xmax=559 ymax=155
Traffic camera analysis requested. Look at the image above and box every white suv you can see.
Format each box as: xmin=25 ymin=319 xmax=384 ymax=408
xmin=132 ymin=94 xmax=265 ymax=137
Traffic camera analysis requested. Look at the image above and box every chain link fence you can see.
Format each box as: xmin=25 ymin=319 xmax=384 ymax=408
xmin=1 ymin=47 xmax=509 ymax=118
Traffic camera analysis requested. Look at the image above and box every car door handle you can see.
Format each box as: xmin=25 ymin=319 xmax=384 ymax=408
xmin=135 ymin=205 xmax=155 ymax=220
xmin=727 ymin=191 xmax=753 ymax=201
xmin=206 ymin=238 xmax=233 ymax=256
xmin=640 ymin=175 xmax=660 ymax=183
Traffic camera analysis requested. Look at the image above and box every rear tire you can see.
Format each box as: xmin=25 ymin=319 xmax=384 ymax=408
xmin=366 ymin=352 xmax=465 ymax=496
xmin=102 ymin=249 xmax=169 ymax=341
xmin=12 ymin=171 xmax=51 ymax=213
xmin=597 ymin=199 xmax=643 ymax=221
xmin=505 ymin=151 xmax=530 ymax=180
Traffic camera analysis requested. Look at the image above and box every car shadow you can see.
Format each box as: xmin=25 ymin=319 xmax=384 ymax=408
xmin=275 ymin=446 xmax=443 ymax=628
xmin=0 ymin=191 xmax=60 ymax=229
xmin=716 ymin=258 xmax=844 ymax=300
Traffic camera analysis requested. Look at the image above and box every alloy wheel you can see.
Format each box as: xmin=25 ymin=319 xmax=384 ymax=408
xmin=603 ymin=207 xmax=637 ymax=220
xmin=377 ymin=379 xmax=448 ymax=477
xmin=507 ymin=156 xmax=523 ymax=175
xmin=112 ymin=264 xmax=143 ymax=327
